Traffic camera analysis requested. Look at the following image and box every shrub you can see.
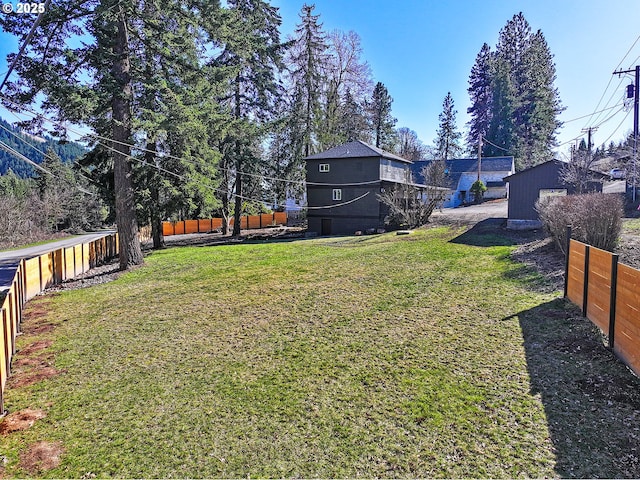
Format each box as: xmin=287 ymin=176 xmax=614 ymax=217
xmin=470 ymin=180 xmax=487 ymax=204
xmin=536 ymin=193 xmax=624 ymax=254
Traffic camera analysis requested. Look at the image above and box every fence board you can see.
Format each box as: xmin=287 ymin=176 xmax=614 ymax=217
xmin=261 ymin=213 xmax=273 ymax=227
xmin=567 ymin=241 xmax=587 ymax=306
xmin=274 ymin=211 xmax=287 ymax=225
xmin=24 ymin=257 xmax=41 ymax=300
xmin=248 ymin=215 xmax=261 ymax=229
xmin=162 ymin=222 xmax=174 ymax=236
xmin=614 ymin=263 xmax=640 ymax=376
xmin=185 ymin=220 xmax=199 ymax=234
xmin=82 ymin=244 xmax=90 ymax=273
xmin=174 ymin=222 xmax=185 ymax=235
xmin=198 ymin=219 xmax=212 ymax=233
xmin=64 ymin=247 xmax=75 ymax=279
xmin=40 ymin=253 xmax=55 ymax=290
xmin=586 ymin=247 xmax=614 ymax=333
xmin=74 ymin=245 xmax=83 ymax=276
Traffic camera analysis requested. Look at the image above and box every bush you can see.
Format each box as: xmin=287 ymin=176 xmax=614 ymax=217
xmin=470 ymin=180 xmax=487 ymax=204
xmin=536 ymin=193 xmax=623 ymax=254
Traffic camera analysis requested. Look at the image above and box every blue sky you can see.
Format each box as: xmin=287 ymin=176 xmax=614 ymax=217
xmin=1 ymin=0 xmax=639 ymax=159
xmin=271 ymin=0 xmax=640 ymax=157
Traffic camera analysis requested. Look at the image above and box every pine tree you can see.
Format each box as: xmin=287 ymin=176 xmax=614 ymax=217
xmin=214 ymin=0 xmax=284 ymax=236
xmin=467 ymin=12 xmax=563 ymax=169
xmin=467 ymin=43 xmax=494 ymax=154
xmin=434 ymin=93 xmax=463 ymax=160
xmin=288 ymin=3 xmax=328 ymax=158
xmin=368 ymin=82 xmax=397 ymax=150
xmin=340 ymin=88 xmax=370 ymax=143
xmin=1 ymin=0 xmax=144 ymax=268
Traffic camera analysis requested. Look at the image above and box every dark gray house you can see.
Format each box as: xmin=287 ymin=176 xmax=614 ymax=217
xmin=305 ymin=140 xmax=415 ymax=235
xmin=504 ymin=159 xmax=603 ymax=229
xmin=411 ymin=157 xmax=514 ymax=207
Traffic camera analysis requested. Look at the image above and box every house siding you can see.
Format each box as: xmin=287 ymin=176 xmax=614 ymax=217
xmin=306 ymin=156 xmax=384 ymax=235
xmin=506 ymin=160 xmax=602 ymax=221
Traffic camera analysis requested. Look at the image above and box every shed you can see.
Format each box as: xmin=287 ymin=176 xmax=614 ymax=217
xmin=503 ymin=159 xmax=603 ymax=229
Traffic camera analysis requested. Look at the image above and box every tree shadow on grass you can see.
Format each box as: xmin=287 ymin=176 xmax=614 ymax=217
xmin=513 ymin=297 xmax=640 ymax=478
xmin=449 ymin=218 xmax=518 ymax=247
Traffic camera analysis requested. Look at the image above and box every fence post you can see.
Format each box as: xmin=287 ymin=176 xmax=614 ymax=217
xmin=608 ymin=254 xmax=619 ymax=350
xmin=582 ymin=246 xmax=590 ymax=317
xmin=564 ymin=226 xmax=572 ymax=298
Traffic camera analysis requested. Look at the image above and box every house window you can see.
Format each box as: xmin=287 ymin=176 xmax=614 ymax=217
xmin=332 ymin=189 xmax=342 ymax=201
xmin=319 ymin=163 xmax=330 ymax=172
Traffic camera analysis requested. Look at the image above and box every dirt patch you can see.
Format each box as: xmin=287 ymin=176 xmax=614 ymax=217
xmin=7 ymin=367 xmax=64 ymax=389
xmin=0 ymin=409 xmax=46 ymax=435
xmin=19 ymin=441 xmax=64 ymax=474
xmin=18 ymin=340 xmax=53 ymax=356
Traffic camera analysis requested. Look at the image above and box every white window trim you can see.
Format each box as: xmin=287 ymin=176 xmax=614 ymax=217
xmin=319 ymin=163 xmax=330 ymax=172
xmin=332 ymin=189 xmax=342 ymax=201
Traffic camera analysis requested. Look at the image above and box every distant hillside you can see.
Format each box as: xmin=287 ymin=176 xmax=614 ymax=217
xmin=0 ymin=117 xmax=87 ymax=177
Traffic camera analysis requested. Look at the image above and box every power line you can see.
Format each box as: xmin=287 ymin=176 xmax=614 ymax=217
xmin=0 ymin=0 xmax=52 ymax=93
xmin=0 ymin=120 xmax=99 ymax=189
xmin=482 ymin=137 xmax=510 ymax=153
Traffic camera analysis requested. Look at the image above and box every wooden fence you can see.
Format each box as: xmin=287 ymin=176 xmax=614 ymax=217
xmin=0 ymin=233 xmax=118 ymax=413
xmin=565 ymin=237 xmax=640 ymax=377
xmin=162 ymin=212 xmax=288 ymax=236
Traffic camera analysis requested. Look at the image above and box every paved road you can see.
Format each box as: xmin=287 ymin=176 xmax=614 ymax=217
xmin=0 ymin=231 xmax=115 ymax=293
xmin=431 ymin=199 xmax=508 ymax=223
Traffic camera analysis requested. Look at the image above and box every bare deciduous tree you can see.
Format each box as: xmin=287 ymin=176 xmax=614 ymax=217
xmin=377 ymin=164 xmax=449 ymax=229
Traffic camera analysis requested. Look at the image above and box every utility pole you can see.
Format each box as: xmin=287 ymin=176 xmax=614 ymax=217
xmin=477 ymin=134 xmax=482 ymax=181
xmin=613 ymin=65 xmax=639 ymax=202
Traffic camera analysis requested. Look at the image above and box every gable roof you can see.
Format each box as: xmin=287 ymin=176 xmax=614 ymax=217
xmin=503 ymin=159 xmax=564 ymax=181
xmin=411 ymin=156 xmax=514 ymax=187
xmin=304 ymin=140 xmax=412 ymax=164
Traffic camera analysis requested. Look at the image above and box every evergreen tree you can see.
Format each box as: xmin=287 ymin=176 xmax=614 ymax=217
xmin=214 ymin=0 xmax=284 ymax=236
xmin=467 ymin=43 xmax=494 ymax=154
xmin=466 ymin=12 xmax=563 ymax=170
xmin=368 ymin=82 xmax=397 ymax=150
xmin=434 ymin=92 xmax=463 ymax=160
xmin=340 ymin=88 xmax=370 ymax=143
xmin=288 ymin=3 xmax=328 ymax=158
xmin=1 ymin=0 xmax=145 ymax=268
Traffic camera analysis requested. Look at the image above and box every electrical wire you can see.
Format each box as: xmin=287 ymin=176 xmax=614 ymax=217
xmin=0 ymin=120 xmax=99 ymax=190
xmin=583 ymin=33 xmax=640 ymax=129
xmin=482 ymin=136 xmax=510 ymax=153
xmin=0 ymin=0 xmax=52 ymax=93
xmin=0 ymin=93 xmax=385 ymax=188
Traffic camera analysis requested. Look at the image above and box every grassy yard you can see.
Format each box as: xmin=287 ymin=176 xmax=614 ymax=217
xmin=1 ymin=226 xmax=639 ymax=478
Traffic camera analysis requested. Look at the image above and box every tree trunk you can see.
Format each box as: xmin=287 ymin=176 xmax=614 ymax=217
xmin=112 ymin=8 xmax=143 ymax=270
xmin=232 ymin=75 xmax=242 ymax=237
xmin=232 ymin=161 xmax=242 ymax=236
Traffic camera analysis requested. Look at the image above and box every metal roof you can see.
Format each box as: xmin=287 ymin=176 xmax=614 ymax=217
xmin=304 ymin=140 xmax=413 ymax=164
xmin=411 ymin=156 xmax=515 ymax=188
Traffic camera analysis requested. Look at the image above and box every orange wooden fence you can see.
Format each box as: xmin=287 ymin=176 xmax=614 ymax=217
xmin=162 ymin=212 xmax=287 ymax=236
xmin=0 ymin=233 xmax=118 ymax=413
xmin=565 ymin=238 xmax=640 ymax=376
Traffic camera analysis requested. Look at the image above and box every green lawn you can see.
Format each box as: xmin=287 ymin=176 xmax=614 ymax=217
xmin=1 ymin=226 xmax=639 ymax=478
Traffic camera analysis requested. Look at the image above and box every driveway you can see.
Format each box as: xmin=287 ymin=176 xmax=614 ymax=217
xmin=431 ymin=199 xmax=508 ymax=224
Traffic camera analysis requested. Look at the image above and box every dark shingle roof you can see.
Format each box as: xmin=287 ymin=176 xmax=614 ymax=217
xmin=304 ymin=140 xmax=412 ymax=163
xmin=411 ymin=157 xmax=514 ymax=187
